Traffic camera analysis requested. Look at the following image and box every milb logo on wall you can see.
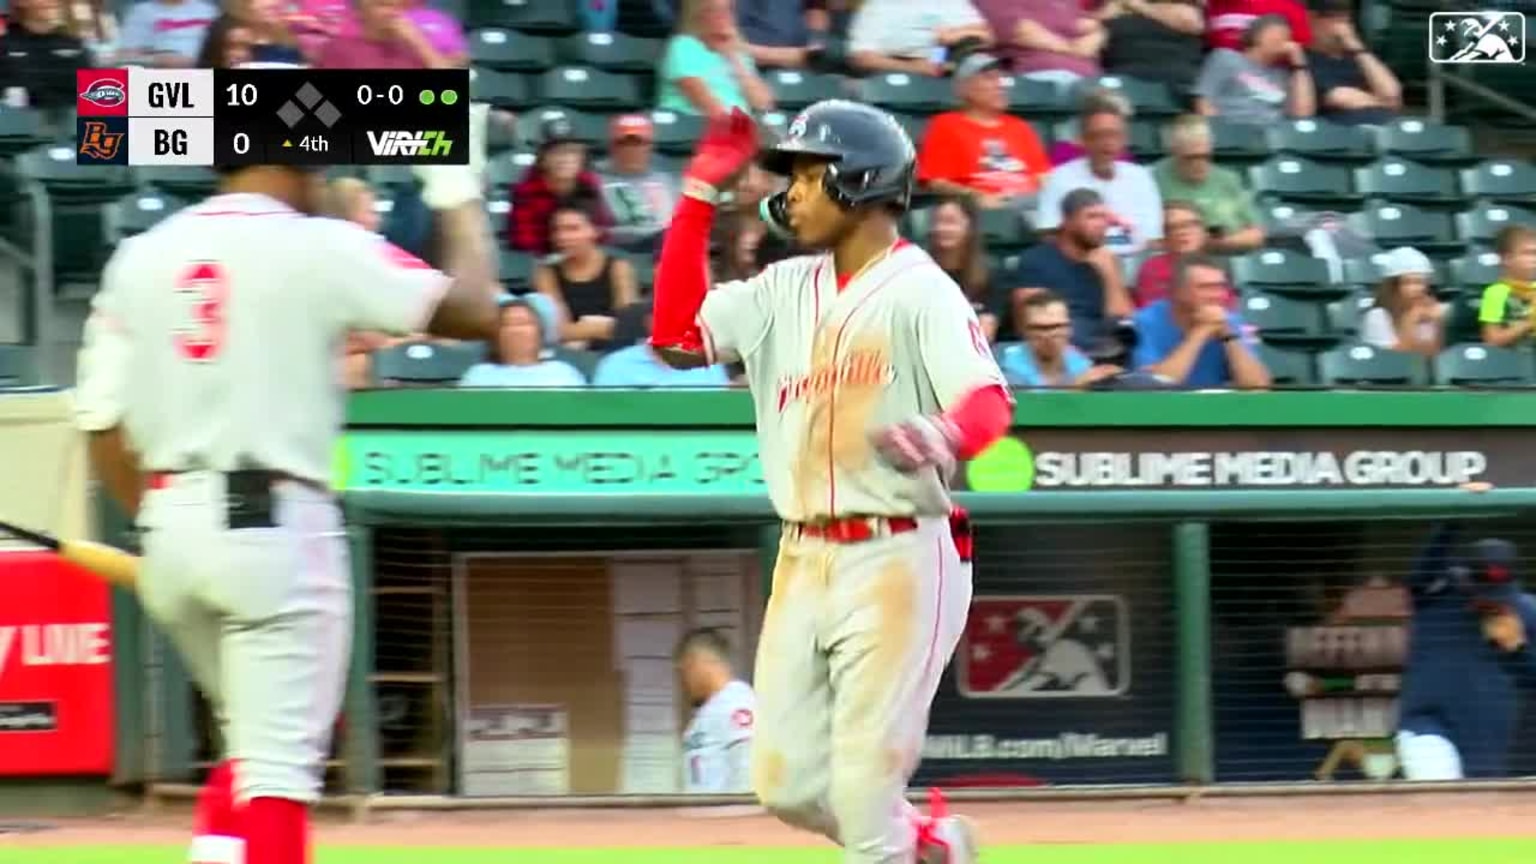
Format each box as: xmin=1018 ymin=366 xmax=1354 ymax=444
xmin=956 ymin=595 xmax=1130 ymax=698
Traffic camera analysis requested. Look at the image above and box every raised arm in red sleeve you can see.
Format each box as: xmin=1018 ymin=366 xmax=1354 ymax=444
xmin=941 ymin=383 xmax=1013 ymax=460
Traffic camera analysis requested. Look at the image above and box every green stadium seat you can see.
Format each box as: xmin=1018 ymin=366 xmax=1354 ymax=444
xmin=1434 ymin=344 xmax=1535 ymax=387
xmin=1448 ymin=251 xmax=1503 ymax=291
xmin=1249 ymin=156 xmax=1361 ymax=209
xmin=1265 ymin=119 xmax=1375 ymax=164
xmin=1319 ymin=343 xmax=1428 ymax=386
xmin=1326 ymin=293 xmax=1375 ymax=338
xmin=15 ymin=141 xmax=135 ymax=284
xmin=1340 ymin=257 xmax=1385 ymax=292
xmin=1353 ymin=158 xmax=1462 ymax=209
xmin=468 ymin=68 xmax=533 ymax=109
xmin=765 ymin=69 xmax=844 ymax=111
xmin=1460 ymin=159 xmax=1536 ymax=207
xmin=557 ymin=31 xmax=658 ymax=73
xmin=1372 ymin=119 xmax=1474 ymax=166
xmin=1126 ymin=120 xmax=1162 ymax=161
xmin=1077 ymin=75 xmax=1178 ymax=115
xmin=550 ymin=346 xmax=599 ymax=381
xmin=1456 ymin=203 xmax=1536 ymax=247
xmin=648 ymin=109 xmax=705 ymax=155
xmin=1253 ymin=200 xmax=1315 ymax=244
xmin=538 ymin=66 xmax=643 ymax=111
xmin=469 ymin=28 xmax=555 ymax=72
xmin=485 ymin=186 xmax=512 ymax=223
xmin=133 ymin=165 xmax=217 ymax=199
xmin=0 ymin=108 xmax=46 ymax=158
xmin=1231 ymin=248 xmax=1335 ymax=297
xmin=104 ymin=191 xmax=183 ymax=245
xmin=1005 ymin=76 xmax=1074 ymax=118
xmin=650 ymin=154 xmax=685 ymax=175
xmin=1254 ymin=344 xmax=1319 ymax=387
xmin=890 ymin=113 xmax=928 ymax=145
xmin=758 ymin=110 xmax=791 ymax=140
xmin=519 ymin=106 xmax=607 ymax=149
xmin=464 ymin=0 xmax=575 ymax=32
xmin=1208 ymin=119 xmax=1268 ymax=165
xmin=860 ymin=72 xmax=952 ymax=114
xmin=0 ymin=344 xmax=37 ymax=386
xmin=485 ymin=149 xmax=535 ymax=187
xmin=498 ymin=249 xmax=536 ymax=289
xmin=372 ymin=341 xmax=487 ymax=386
xmin=1345 ymin=202 xmax=1462 ymax=257
xmin=1238 ymin=293 xmax=1327 ymax=346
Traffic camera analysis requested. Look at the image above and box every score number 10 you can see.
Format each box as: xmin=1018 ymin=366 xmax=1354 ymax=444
xmin=225 ymin=82 xmax=260 ymax=156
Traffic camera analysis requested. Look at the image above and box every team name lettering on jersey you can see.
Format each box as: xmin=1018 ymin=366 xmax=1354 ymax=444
xmin=776 ymin=348 xmax=894 ymax=412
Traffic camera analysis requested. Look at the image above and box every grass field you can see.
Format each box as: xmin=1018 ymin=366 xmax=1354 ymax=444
xmin=9 ymin=840 xmax=1536 ymax=864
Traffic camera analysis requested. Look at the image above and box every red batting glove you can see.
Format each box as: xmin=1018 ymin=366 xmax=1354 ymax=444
xmin=681 ymin=108 xmax=760 ymax=205
xmin=872 ymin=415 xmax=961 ymax=476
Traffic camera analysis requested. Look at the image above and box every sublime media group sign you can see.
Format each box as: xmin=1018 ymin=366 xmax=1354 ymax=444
xmin=960 ymin=429 xmax=1522 ymax=493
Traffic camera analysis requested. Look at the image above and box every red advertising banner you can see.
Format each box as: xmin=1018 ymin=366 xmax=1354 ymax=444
xmin=0 ymin=550 xmax=114 ymax=775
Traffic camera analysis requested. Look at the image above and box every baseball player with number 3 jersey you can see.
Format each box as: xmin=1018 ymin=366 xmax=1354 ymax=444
xmin=650 ymin=103 xmax=1014 ymax=864
xmin=73 ymin=162 xmax=498 ymax=864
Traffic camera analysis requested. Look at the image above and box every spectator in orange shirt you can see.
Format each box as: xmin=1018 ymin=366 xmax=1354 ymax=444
xmin=916 ymin=53 xmax=1051 ymax=209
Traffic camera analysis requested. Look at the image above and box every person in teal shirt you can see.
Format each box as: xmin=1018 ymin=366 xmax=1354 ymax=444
xmin=656 ymin=0 xmax=775 ymax=116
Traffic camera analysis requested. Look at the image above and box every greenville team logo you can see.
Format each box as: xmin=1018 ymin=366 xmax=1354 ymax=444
xmin=964 ymin=437 xmax=1036 ymax=492
xmin=1428 ymin=11 xmax=1525 ymax=64
xmin=78 ymin=79 xmax=125 ymax=109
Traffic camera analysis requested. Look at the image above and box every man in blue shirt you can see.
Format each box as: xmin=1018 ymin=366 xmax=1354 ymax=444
xmin=1131 ymin=253 xmax=1271 ymax=389
xmin=998 ymin=291 xmax=1119 ymax=388
xmin=592 ymin=302 xmax=732 ymax=388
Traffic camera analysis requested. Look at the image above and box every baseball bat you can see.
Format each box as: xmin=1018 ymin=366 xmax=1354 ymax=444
xmin=0 ymin=519 xmax=139 ymax=589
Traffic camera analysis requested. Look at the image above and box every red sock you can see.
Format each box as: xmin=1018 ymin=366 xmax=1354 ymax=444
xmin=191 ymin=761 xmax=243 ymax=863
xmin=242 ymin=797 xmax=309 ymax=864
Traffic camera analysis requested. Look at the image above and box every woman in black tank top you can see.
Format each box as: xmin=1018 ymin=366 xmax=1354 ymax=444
xmin=534 ymin=205 xmax=640 ymax=351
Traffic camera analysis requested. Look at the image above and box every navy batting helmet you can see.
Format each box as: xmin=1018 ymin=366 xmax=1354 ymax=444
xmin=759 ymin=100 xmax=916 ymax=211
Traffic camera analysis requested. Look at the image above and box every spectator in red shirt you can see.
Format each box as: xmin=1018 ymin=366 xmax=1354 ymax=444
xmin=508 ymin=116 xmax=615 ymax=255
xmin=916 ymin=53 xmax=1052 ymax=208
xmin=1206 ymin=0 xmax=1310 ymax=50
xmin=1134 ymin=200 xmax=1226 ymax=307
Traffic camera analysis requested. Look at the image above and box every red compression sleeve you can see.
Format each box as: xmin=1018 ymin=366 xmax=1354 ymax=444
xmin=649 ymin=196 xmax=717 ymax=354
xmin=943 ymin=384 xmax=1013 ymax=460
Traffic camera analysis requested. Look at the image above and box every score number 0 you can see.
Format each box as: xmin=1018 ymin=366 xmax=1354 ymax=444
xmin=225 ymin=82 xmax=258 ymax=155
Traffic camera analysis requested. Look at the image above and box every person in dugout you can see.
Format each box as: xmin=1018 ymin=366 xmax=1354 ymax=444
xmin=1396 ymin=521 xmax=1536 ymax=780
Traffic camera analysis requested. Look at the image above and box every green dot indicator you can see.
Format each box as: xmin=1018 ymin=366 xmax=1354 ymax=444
xmin=440 ymin=90 xmax=459 ymax=106
xmin=419 ymin=90 xmax=435 ymax=106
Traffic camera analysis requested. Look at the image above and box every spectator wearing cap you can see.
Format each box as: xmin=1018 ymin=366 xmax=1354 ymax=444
xmin=460 ymin=294 xmax=588 ymax=388
xmin=1152 ymin=115 xmax=1265 ymax=253
xmin=1397 ymin=523 xmax=1536 ymax=780
xmin=597 ymin=114 xmax=681 ymax=251
xmin=998 ymin=290 xmax=1124 ymax=387
xmin=314 ymin=0 xmax=452 ymax=68
xmin=1133 ymin=200 xmax=1224 ymax=307
xmin=1131 ymin=252 xmax=1271 ymax=388
xmin=1360 ymin=247 xmax=1444 ymax=356
xmin=533 ymin=204 xmax=639 ymax=351
xmin=1037 ymin=99 xmax=1163 ymax=259
xmin=1193 ymin=14 xmax=1315 ymax=125
xmin=508 ymin=117 xmax=614 ymax=255
xmin=736 ymin=0 xmax=830 ymax=69
xmin=0 ymin=0 xmax=90 ymax=107
xmin=974 ymin=0 xmax=1100 ymax=84
xmin=1205 ymin=0 xmax=1310 ymax=52
xmin=1305 ymin=0 xmax=1399 ymax=126
xmin=658 ymin=0 xmax=775 ymax=116
xmin=996 ymin=188 xmax=1133 ymax=347
xmin=847 ymin=0 xmax=992 ymax=76
xmin=916 ymin=53 xmax=1051 ymax=209
xmin=593 ymin=302 xmax=733 ymax=387
xmin=1095 ymin=0 xmax=1206 ymax=104
xmin=117 ymin=0 xmax=217 ymax=67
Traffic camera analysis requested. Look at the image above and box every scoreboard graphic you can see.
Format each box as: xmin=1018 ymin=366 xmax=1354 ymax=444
xmin=75 ymin=68 xmax=469 ymax=167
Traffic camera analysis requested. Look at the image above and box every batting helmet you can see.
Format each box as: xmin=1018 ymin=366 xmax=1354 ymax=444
xmin=759 ymin=99 xmax=916 ymax=212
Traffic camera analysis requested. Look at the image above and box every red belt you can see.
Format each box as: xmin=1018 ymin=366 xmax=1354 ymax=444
xmin=146 ymin=470 xmax=329 ymax=495
xmin=788 ymin=516 xmax=919 ymax=544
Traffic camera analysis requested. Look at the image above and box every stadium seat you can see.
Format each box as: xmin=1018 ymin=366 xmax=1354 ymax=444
xmin=1325 ymin=294 xmax=1375 ymax=338
xmin=464 ymin=0 xmax=576 ymax=32
xmin=1448 ymin=250 xmax=1503 ymax=291
xmin=372 ymin=341 xmax=487 ymax=386
xmin=1230 ymin=249 xmax=1335 ymax=297
xmin=1442 ymin=289 xmax=1485 ymax=345
xmin=1460 ymin=159 xmax=1536 ymax=207
xmin=648 ymin=109 xmax=705 ymax=155
xmin=134 ymin=165 xmax=217 ymax=199
xmin=860 ymin=73 xmax=952 ymax=114
xmin=1249 ymin=156 xmax=1361 ymax=209
xmin=1238 ymin=293 xmax=1328 ymax=345
xmin=0 ymin=107 xmax=46 ymax=158
xmin=1318 ymin=343 xmax=1428 ymax=386
xmin=551 ymin=346 xmax=599 ymax=380
xmin=1434 ymin=344 xmax=1534 ymax=387
xmin=485 ymin=186 xmax=512 ymax=223
xmin=1254 ymin=344 xmax=1319 ymax=387
xmin=758 ymin=110 xmax=791 ymax=140
xmin=1372 ymin=119 xmax=1474 ymax=166
xmin=1354 ymin=157 xmax=1461 ymax=209
xmin=1345 ymin=203 xmax=1461 ymax=257
xmin=557 ymin=31 xmax=658 ymax=73
xmin=1004 ymin=76 xmax=1074 ymax=118
xmin=104 ymin=191 xmax=183 ymax=245
xmin=498 ymin=249 xmax=536 ymax=289
xmin=469 ymin=28 xmax=555 ymax=71
xmin=538 ymin=66 xmax=644 ymax=111
xmin=485 ymin=149 xmax=535 ymax=187
xmin=1126 ymin=120 xmax=1162 ymax=161
xmin=1340 ymin=256 xmax=1386 ymax=292
xmin=1208 ymin=119 xmax=1268 ymax=166
xmin=765 ymin=69 xmax=844 ymax=110
xmin=889 ymin=113 xmax=928 ymax=145
xmin=1265 ymin=119 xmax=1375 ymax=164
xmin=365 ymin=164 xmax=416 ymax=190
xmin=0 ymin=344 xmax=37 ymax=386
xmin=15 ymin=142 xmax=134 ymax=284
xmin=518 ymin=106 xmax=607 ymax=149
xmin=1076 ymin=75 xmax=1179 ymax=116
xmin=1253 ymin=201 xmax=1315 ymax=245
xmin=1456 ymin=203 xmax=1536 ymax=247
xmin=468 ymin=68 xmax=533 ymax=108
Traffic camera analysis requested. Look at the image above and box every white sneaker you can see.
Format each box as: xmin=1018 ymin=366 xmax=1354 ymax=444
xmin=924 ymin=815 xmax=979 ymax=864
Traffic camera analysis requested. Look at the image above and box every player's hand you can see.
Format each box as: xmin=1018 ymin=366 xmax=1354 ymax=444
xmin=683 ymin=108 xmax=759 ymax=202
xmin=1483 ymin=609 xmax=1526 ymax=652
xmin=872 ymin=415 xmax=960 ymax=475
